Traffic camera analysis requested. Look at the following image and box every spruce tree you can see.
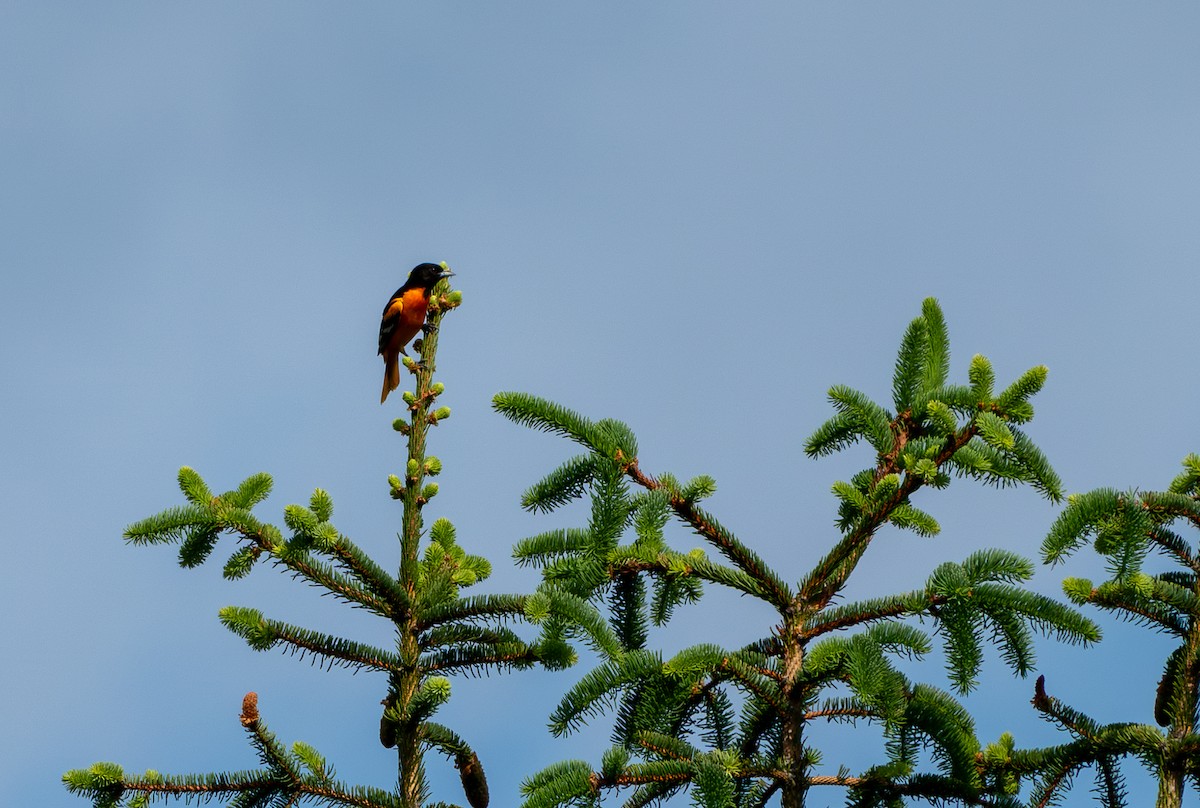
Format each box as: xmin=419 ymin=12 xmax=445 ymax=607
xmin=496 ymin=298 xmax=1100 ymax=808
xmin=64 ymin=271 xmax=560 ymax=808
xmin=994 ymin=456 xmax=1200 ymax=808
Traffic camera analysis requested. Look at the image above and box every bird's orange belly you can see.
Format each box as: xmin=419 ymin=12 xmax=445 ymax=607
xmin=387 ymin=290 xmax=430 ymax=352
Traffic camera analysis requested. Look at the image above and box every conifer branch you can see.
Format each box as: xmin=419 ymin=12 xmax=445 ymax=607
xmin=649 ymin=565 xmax=705 ymax=626
xmin=417 ymin=593 xmax=530 ymax=631
xmin=1030 ymin=675 xmax=1161 ymax=752
xmin=1030 ymin=455 xmax=1200 ymax=804
xmin=72 ymin=276 xmax=568 ymax=808
xmin=421 ymin=623 xmax=524 ymax=650
xmin=1082 ymin=582 xmax=1188 ymax=635
xmin=713 ymin=655 xmax=787 ymax=714
xmin=219 ymin=607 xmax=404 ymax=673
xmin=512 ymin=528 xmax=594 ymax=566
xmin=594 ymin=548 xmax=764 ymax=602
xmin=1147 ymin=526 xmax=1200 ymax=576
xmin=799 ymin=422 xmax=978 ymax=607
xmin=651 ymin=652 xmax=787 ymax=728
xmin=817 ymin=773 xmax=998 ymax=806
xmin=421 ymin=643 xmax=541 ymax=674
xmin=802 ymin=591 xmax=942 ymax=639
xmin=281 ymin=498 xmax=410 ymax=614
xmin=321 ymin=533 xmax=411 ymax=615
xmin=548 ymin=651 xmax=664 ymax=736
xmin=623 ymin=459 xmax=793 ymax=608
xmin=495 ymin=299 xmax=1098 ymax=808
xmin=271 ymin=552 xmax=392 ymax=615
xmin=242 ymin=694 xmax=302 ymax=785
xmin=634 ymin=731 xmax=697 ymax=761
xmin=397 ymin=281 xmax=455 ymax=591
xmin=681 ymin=553 xmax=769 ymax=599
xmin=520 ymin=454 xmax=600 ymax=513
xmin=804 ymin=706 xmax=874 ymax=722
xmin=610 ymin=569 xmax=650 ymax=649
xmin=420 ymin=723 xmax=490 ymax=808
xmin=126 ymin=485 xmax=393 ymax=615
xmin=65 ymin=694 xmax=408 ymax=808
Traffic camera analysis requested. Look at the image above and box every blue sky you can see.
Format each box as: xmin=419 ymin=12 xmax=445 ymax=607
xmin=3 ymin=4 xmax=1200 ymax=806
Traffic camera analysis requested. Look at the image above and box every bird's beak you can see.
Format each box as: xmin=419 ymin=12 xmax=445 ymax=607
xmin=440 ymin=270 xmax=455 ymax=278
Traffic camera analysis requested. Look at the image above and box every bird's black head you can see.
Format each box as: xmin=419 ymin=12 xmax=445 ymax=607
xmin=403 ymin=262 xmax=455 ymax=291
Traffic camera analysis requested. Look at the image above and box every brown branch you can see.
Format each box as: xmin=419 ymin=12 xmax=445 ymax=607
xmin=802 ymin=595 xmax=948 ymax=641
xmin=623 ymin=459 xmax=792 ymax=608
xmin=128 ymin=780 xmax=273 ymax=795
xmin=1032 ymin=675 xmax=1103 ymax=743
xmin=808 ymin=775 xmax=865 ymax=786
xmin=714 ymin=657 xmax=786 ymax=713
xmin=800 ymin=423 xmax=978 ymax=607
xmin=325 ymin=539 xmax=409 ymax=616
xmin=1030 ymin=768 xmax=1071 ymax=808
xmin=805 ymin=707 xmax=874 ymax=721
xmin=635 ymin=737 xmax=692 ymax=761
xmin=260 ymin=538 xmax=390 ymax=615
xmin=611 ymin=770 xmax=690 ymax=787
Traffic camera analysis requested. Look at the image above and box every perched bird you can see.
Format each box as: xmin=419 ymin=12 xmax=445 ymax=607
xmin=378 ymin=262 xmax=455 ymax=403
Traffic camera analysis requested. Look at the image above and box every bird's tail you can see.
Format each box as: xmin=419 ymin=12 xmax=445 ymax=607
xmin=381 ymin=354 xmax=400 ymax=404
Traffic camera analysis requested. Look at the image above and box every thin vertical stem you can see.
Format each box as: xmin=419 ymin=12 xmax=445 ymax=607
xmin=394 ymin=277 xmax=456 ymax=808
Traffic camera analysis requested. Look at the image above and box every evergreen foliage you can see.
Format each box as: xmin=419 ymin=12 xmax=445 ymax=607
xmin=1002 ymin=456 xmax=1200 ymax=807
xmin=64 ymin=272 xmax=557 ymax=808
xmin=495 ymin=298 xmax=1098 ymax=807
xmin=66 ymin=288 xmax=1200 ymax=807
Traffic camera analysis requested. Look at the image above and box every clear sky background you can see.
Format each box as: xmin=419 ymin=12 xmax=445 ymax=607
xmin=3 ymin=4 xmax=1199 ymax=806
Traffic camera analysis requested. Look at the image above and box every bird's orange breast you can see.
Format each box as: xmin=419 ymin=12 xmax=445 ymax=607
xmin=396 ymin=288 xmax=430 ymax=329
xmin=382 ymin=287 xmax=432 ymax=353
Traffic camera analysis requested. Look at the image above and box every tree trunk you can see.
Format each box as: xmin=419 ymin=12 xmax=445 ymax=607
xmin=1155 ymin=766 xmax=1182 ymax=808
xmin=780 ymin=622 xmax=808 ymax=808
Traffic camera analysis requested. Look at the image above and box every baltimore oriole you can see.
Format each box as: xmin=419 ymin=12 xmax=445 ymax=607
xmin=378 ymin=262 xmax=454 ymax=404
